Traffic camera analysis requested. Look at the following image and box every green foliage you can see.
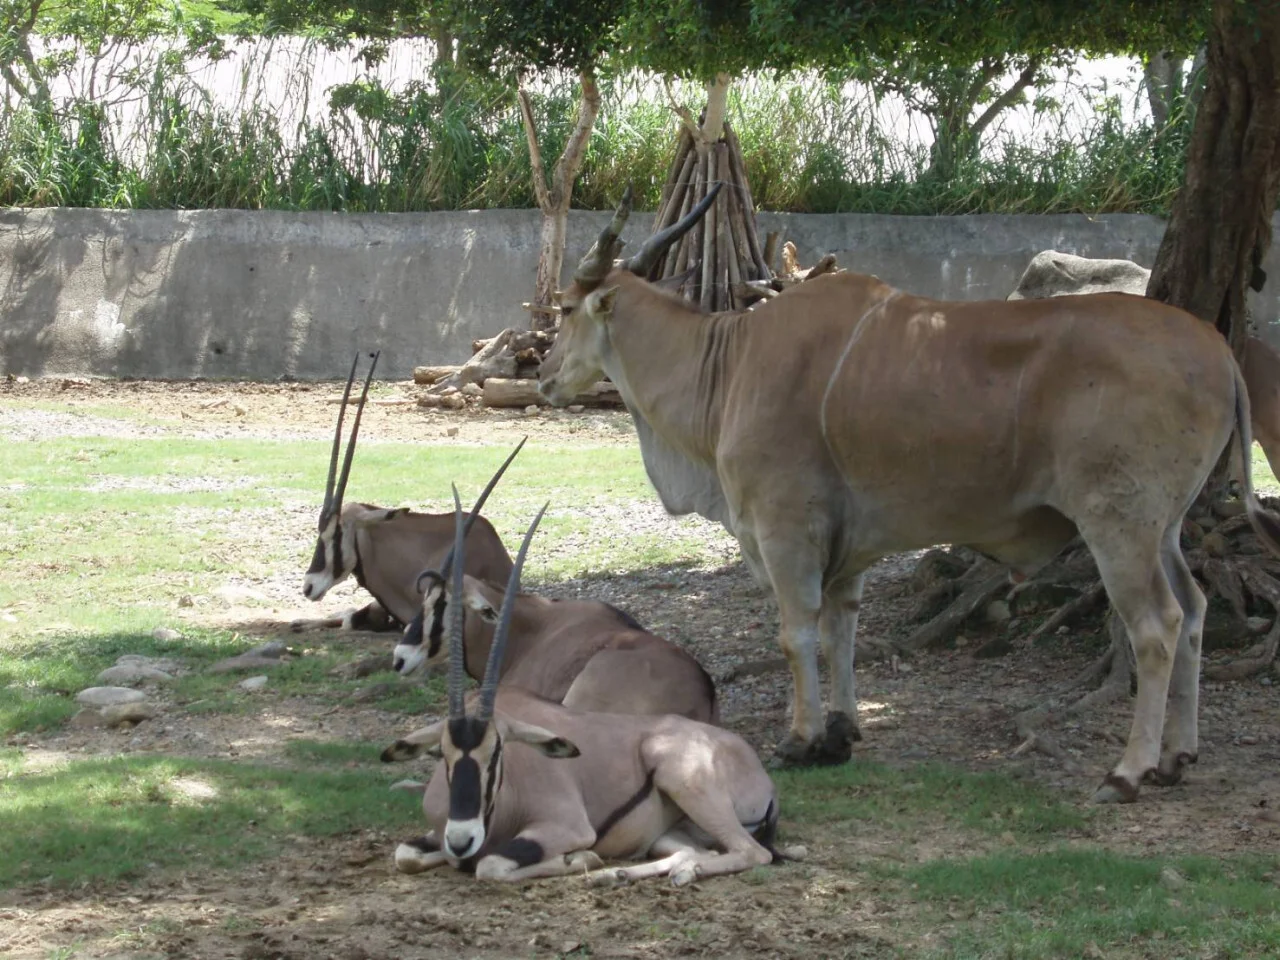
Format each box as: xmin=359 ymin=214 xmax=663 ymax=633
xmin=0 ymin=67 xmax=1202 ymax=215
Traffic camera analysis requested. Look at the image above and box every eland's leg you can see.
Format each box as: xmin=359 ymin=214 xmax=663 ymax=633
xmin=1151 ymin=525 xmax=1206 ymax=785
xmin=1084 ymin=528 xmax=1184 ymax=803
xmin=819 ymin=573 xmax=866 ymax=756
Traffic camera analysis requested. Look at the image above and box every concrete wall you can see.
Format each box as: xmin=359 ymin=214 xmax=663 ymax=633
xmin=3 ymin=206 xmax=1279 ymax=381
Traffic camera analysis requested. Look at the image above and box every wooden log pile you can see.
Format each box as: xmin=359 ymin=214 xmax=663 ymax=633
xmin=894 ymin=495 xmax=1280 ymax=681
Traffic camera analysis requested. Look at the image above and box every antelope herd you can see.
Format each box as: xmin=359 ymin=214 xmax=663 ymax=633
xmin=294 ymin=187 xmax=1280 ymax=885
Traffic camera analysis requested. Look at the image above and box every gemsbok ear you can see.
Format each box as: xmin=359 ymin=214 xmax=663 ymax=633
xmin=381 ymin=720 xmax=445 ymax=762
xmin=503 ymin=718 xmax=581 ymax=759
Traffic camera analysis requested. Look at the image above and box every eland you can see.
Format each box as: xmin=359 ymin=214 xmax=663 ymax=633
xmin=536 ymin=185 xmax=1280 ymax=803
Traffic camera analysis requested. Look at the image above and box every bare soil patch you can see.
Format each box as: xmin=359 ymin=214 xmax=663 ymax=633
xmin=3 ymin=378 xmax=1279 ymax=960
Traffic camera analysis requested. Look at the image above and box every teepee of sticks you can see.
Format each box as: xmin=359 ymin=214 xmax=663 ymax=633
xmin=640 ymin=118 xmax=779 ymax=312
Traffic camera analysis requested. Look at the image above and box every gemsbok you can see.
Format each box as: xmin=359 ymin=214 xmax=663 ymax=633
xmin=536 ymin=184 xmax=1280 ymax=803
xmin=393 ymin=567 xmax=717 ymax=722
xmin=382 ymin=494 xmax=791 ymax=885
xmin=294 ymin=351 xmax=515 ymax=632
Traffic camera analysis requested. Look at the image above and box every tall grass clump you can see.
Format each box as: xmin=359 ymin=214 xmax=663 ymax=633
xmin=0 ymin=40 xmax=1197 ymax=216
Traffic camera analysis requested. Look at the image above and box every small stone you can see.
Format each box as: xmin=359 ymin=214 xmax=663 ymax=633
xmin=440 ymin=394 xmax=465 ymax=410
xmin=177 ymin=595 xmax=194 ymax=608
xmin=15 ymin=375 xmax=29 ymax=384
xmin=1202 ymin=531 xmax=1229 ymax=558
xmin=1248 ymin=617 xmax=1272 ymax=635
xmin=330 ymin=653 xmax=393 ymax=679
xmin=238 ymin=675 xmax=269 ymax=692
xmin=76 ymin=686 xmax=147 ymax=707
xmin=460 ymin=383 xmax=483 ymax=398
xmin=440 ymin=386 xmax=458 ymax=396
xmin=985 ymin=600 xmax=1012 ymax=623
xmin=1262 ymin=677 xmax=1273 ymax=686
xmin=213 ymin=585 xmax=270 ymax=606
xmin=1211 ymin=498 xmax=1247 ymax=520
xmin=209 ymin=654 xmax=288 ymax=674
xmin=96 ymin=664 xmax=174 ymax=685
xmin=567 ymin=404 xmax=586 ymax=414
xmin=152 ymin=626 xmax=183 ymax=642
xmin=446 ymin=427 xmax=459 ymax=438
xmin=559 ymin=941 xmax=582 ymax=955
xmin=245 ymin=640 xmax=289 ymax=660
xmin=1239 ymin=735 xmax=1260 ymax=746
xmin=101 ymin=701 xmax=159 ymax=726
xmin=523 ymin=404 xmax=540 ymax=417
xmin=68 ymin=708 xmax=106 ymax=729
xmin=953 ymin=636 xmax=968 ymax=648
xmin=1159 ymin=865 xmax=1188 ymax=890
xmin=352 ymin=682 xmax=394 ymax=702
xmin=1057 ymin=625 xmax=1070 ymax=635
xmin=389 ymin=779 xmax=427 ymax=794
xmin=233 ymin=404 xmax=248 ymax=417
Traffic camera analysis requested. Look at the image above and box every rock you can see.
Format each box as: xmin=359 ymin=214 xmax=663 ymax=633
xmin=152 ymin=626 xmax=183 ymax=642
xmin=389 ymin=779 xmax=428 ymax=793
xmin=209 ymin=654 xmax=288 ymax=674
xmin=1202 ymin=531 xmax=1229 ymax=558
xmin=985 ymin=600 xmax=1012 ymax=623
xmin=245 ymin=640 xmax=289 ymax=660
xmin=1239 ymin=734 xmax=1260 ymax=746
xmin=238 ymin=675 xmax=269 ymax=692
xmin=446 ymin=426 xmax=459 ymax=437
xmin=101 ymin=701 xmax=159 ymax=726
xmin=523 ymin=404 xmax=540 ymax=417
xmin=177 ymin=595 xmax=194 ymax=608
xmin=440 ymin=386 xmax=458 ymax=396
xmin=68 ymin=708 xmax=106 ymax=729
xmin=352 ymin=682 xmax=394 ymax=702
xmin=1248 ymin=617 xmax=1272 ymax=635
xmin=76 ymin=686 xmax=147 ymax=707
xmin=440 ymin=394 xmax=466 ymax=411
xmin=330 ymin=653 xmax=393 ymax=679
xmin=908 ymin=549 xmax=973 ymax=594
xmin=213 ymin=585 xmax=270 ymax=606
xmin=460 ymin=383 xmax=483 ymax=398
xmin=1181 ymin=519 xmax=1205 ymax=547
xmin=1159 ymin=866 xmax=1188 ymax=890
xmin=567 ymin=404 xmax=586 ymax=414
xmin=1211 ymin=499 xmax=1247 ymax=520
xmin=559 ymin=942 xmax=582 ymax=956
xmin=96 ymin=664 xmax=174 ymax=685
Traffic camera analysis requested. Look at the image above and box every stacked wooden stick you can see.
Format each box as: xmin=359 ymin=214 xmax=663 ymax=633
xmin=644 ymin=121 xmax=773 ymax=312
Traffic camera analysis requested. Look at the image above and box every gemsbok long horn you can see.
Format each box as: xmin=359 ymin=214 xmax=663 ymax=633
xmin=437 ymin=437 xmax=527 ymax=580
xmin=574 ymin=185 xmax=634 ymax=288
xmin=321 ymin=353 xmax=362 ymax=521
xmin=477 ymin=502 xmax=549 ymax=721
xmin=331 ymin=350 xmax=380 ymax=514
xmin=446 ymin=483 xmax=468 ymax=718
xmin=625 ymin=182 xmax=724 ymax=280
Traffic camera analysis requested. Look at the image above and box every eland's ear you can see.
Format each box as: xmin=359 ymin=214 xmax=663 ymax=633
xmin=503 ymin=718 xmax=581 ymax=759
xmin=460 ymin=577 xmax=499 ymax=623
xmin=347 ymin=504 xmax=407 ymax=527
xmin=381 ymin=719 xmax=445 ymax=762
xmin=585 ymin=285 xmax=619 ymax=320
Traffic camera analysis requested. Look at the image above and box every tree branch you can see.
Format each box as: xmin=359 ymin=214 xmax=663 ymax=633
xmin=517 ymin=85 xmax=552 ymax=212
xmin=663 ymin=75 xmax=703 ymax=142
xmin=970 ymin=56 xmax=1042 ymax=143
xmin=549 ymin=69 xmax=601 ymax=210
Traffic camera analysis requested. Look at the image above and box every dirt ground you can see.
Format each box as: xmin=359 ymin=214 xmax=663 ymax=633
xmin=3 ymin=378 xmax=1279 ymax=960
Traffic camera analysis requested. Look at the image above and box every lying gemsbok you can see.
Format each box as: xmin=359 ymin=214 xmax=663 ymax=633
xmin=537 ymin=184 xmax=1280 ymax=803
xmin=294 ymin=351 xmax=516 ymax=632
xmin=393 ymin=562 xmax=717 ymax=722
xmin=382 ymin=494 xmax=789 ymax=884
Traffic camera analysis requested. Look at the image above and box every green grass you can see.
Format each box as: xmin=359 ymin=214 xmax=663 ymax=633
xmin=777 ymin=760 xmax=1089 ymax=842
xmin=0 ymin=754 xmax=422 ymax=889
xmin=902 ymin=849 xmax=1280 ymax=959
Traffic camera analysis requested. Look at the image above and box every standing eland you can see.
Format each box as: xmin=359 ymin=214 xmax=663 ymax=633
xmin=536 ymin=185 xmax=1280 ymax=803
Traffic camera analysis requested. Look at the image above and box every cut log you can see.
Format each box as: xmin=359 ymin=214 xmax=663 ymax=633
xmin=482 ymin=378 xmax=622 ymax=409
xmin=472 ymin=329 xmax=554 ymax=356
xmin=433 ymin=328 xmax=517 ymax=393
xmin=413 ymin=365 xmax=460 ymax=385
xmin=897 ymin=570 xmax=1011 ymax=652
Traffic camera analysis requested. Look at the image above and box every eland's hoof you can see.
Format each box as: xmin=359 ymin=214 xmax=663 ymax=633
xmin=671 ymin=863 xmax=701 ymax=887
xmin=1149 ymin=751 xmax=1196 ymax=787
xmin=820 ymin=711 xmax=861 ymax=761
xmin=1091 ymin=772 xmax=1140 ymax=804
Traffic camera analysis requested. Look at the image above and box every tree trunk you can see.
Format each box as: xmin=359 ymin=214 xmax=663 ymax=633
xmin=520 ymin=70 xmax=602 ymax=331
xmin=702 ymin=73 xmax=731 ymax=143
xmin=1145 ymin=0 xmax=1280 ymax=495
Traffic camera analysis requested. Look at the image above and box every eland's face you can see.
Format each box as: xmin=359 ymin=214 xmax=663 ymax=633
xmin=538 ymin=283 xmax=616 ymax=406
xmin=439 ymin=716 xmax=504 ymax=860
xmin=393 ymin=572 xmax=449 ymax=675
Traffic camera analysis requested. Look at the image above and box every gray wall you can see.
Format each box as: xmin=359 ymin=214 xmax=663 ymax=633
xmin=3 ymin=206 xmax=1279 ymax=381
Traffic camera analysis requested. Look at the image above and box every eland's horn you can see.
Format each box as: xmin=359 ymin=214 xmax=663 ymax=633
xmin=626 ymin=182 xmax=723 ymax=280
xmin=574 ymin=185 xmax=634 ymax=288
xmin=332 ymin=350 xmax=380 ymax=511
xmin=446 ymin=483 xmax=467 ymax=718
xmin=477 ymin=502 xmax=549 ymax=721
xmin=322 ymin=353 xmax=362 ymax=518
xmin=437 ymin=437 xmax=527 ymax=580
